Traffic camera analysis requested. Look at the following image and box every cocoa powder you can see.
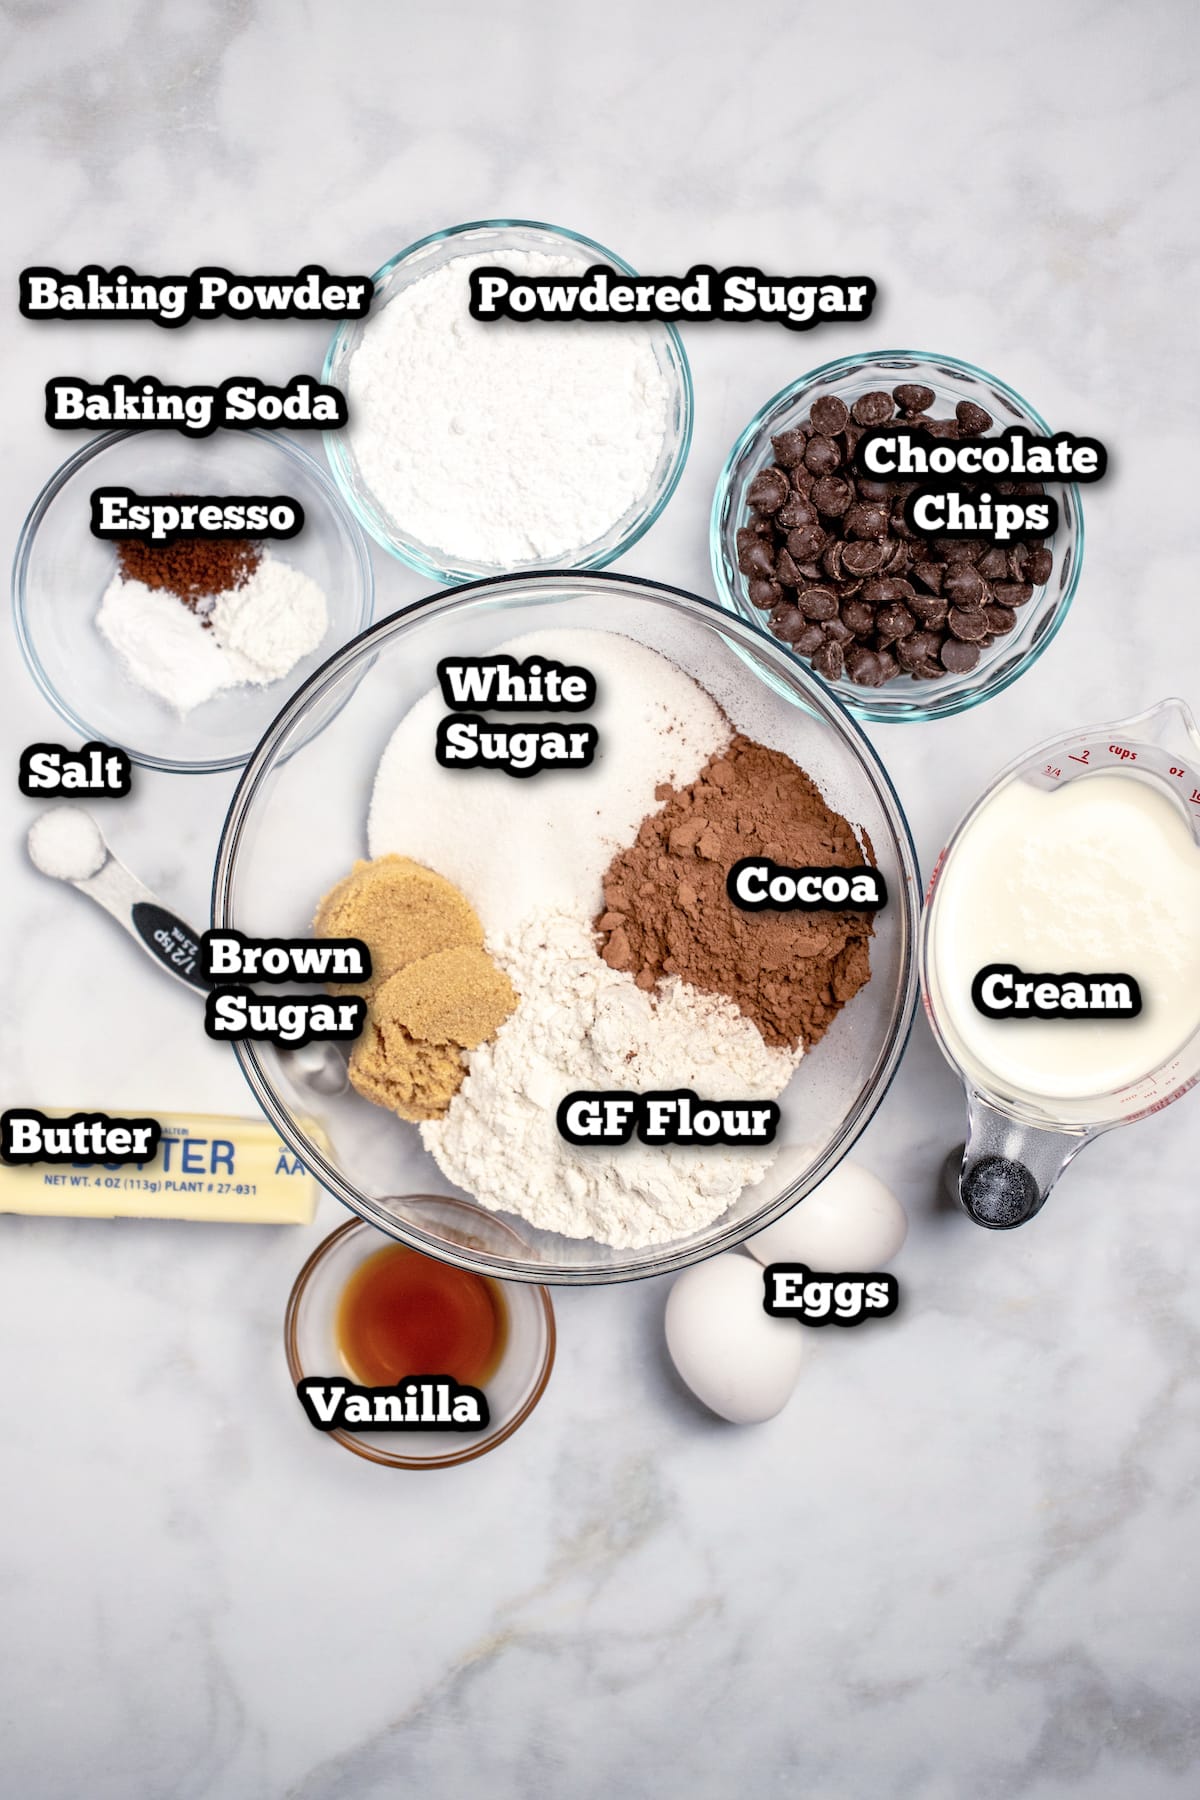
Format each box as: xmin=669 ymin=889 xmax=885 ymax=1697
xmin=595 ymin=735 xmax=873 ymax=1050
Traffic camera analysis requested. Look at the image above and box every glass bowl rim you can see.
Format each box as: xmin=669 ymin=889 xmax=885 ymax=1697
xmin=283 ymin=1209 xmax=557 ymax=1469
xmin=213 ymin=566 xmax=921 ymax=1285
xmin=11 ymin=425 xmax=376 ymax=775
xmin=321 ymin=216 xmax=695 ymax=582
xmin=709 ymin=347 xmax=1086 ymax=724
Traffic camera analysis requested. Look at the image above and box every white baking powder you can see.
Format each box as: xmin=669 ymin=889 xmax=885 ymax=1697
xmin=96 ymin=553 xmax=329 ymax=714
xmin=368 ymin=627 xmax=731 ymax=940
xmin=347 ymin=249 xmax=671 ymax=566
xmin=422 ymin=909 xmax=797 ymax=1248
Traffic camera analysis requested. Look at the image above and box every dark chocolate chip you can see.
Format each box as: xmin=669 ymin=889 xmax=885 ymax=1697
xmin=940 ymin=638 xmax=981 ymax=673
xmin=747 ymin=577 xmax=783 ymax=610
xmin=874 ymin=648 xmax=900 ymax=683
xmin=947 ymin=606 xmax=989 ymax=642
xmin=991 ymin=582 xmax=1034 ymax=607
xmin=771 ymin=428 xmax=808 ymax=468
xmin=976 ymin=546 xmax=1009 ymax=582
xmin=821 ymin=540 xmax=846 ymax=581
xmin=812 ymin=476 xmax=854 ymax=517
xmin=895 ymin=629 xmax=940 ymax=671
xmin=845 ymin=503 xmax=889 ymax=539
xmin=738 ymin=537 xmax=776 ymax=579
xmin=851 ymin=390 xmax=895 ymax=426
xmin=811 ymin=639 xmax=845 ymax=681
xmin=876 ymin=602 xmax=916 ymax=643
xmin=942 ymin=564 xmax=986 ymax=606
xmin=1023 ymin=547 xmax=1053 ymax=585
xmin=787 ymin=523 xmax=827 ymax=561
xmin=776 ymin=496 xmax=818 ymax=531
xmin=775 ymin=549 xmax=803 ymax=587
xmin=845 ymin=645 xmax=885 ymax=685
xmin=893 ymin=383 xmax=935 ymax=414
xmin=822 ymin=617 xmax=854 ymax=646
xmin=909 ymin=592 xmax=949 ymax=629
xmin=841 ymin=540 xmax=887 ymax=576
xmin=840 ymin=597 xmax=876 ymax=636
xmin=983 ymin=604 xmax=1017 ymax=634
xmin=955 ymin=400 xmax=993 ymax=435
xmin=804 ymin=434 xmax=843 ymax=475
xmin=810 ymin=394 xmax=850 ymax=434
xmin=797 ymin=585 xmax=839 ymax=621
xmin=747 ymin=467 xmax=790 ymax=511
xmin=913 ymin=561 xmax=944 ymax=595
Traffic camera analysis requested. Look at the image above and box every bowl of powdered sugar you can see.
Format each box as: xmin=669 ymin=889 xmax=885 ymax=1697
xmin=322 ymin=220 xmax=692 ymax=581
xmin=14 ymin=429 xmax=373 ymax=773
xmin=215 ymin=572 xmax=920 ymax=1284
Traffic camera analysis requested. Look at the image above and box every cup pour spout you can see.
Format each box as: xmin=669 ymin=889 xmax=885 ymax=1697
xmin=954 ymin=1091 xmax=1098 ymax=1229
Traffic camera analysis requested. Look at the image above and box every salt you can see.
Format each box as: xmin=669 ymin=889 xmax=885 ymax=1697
xmin=27 ymin=806 xmax=106 ymax=881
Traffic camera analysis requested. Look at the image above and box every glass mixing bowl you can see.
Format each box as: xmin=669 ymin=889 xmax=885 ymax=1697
xmin=213 ymin=571 xmax=920 ymax=1284
xmin=13 ymin=429 xmax=375 ymax=773
xmin=711 ymin=351 xmax=1085 ymax=723
xmin=322 ymin=219 xmax=693 ymax=582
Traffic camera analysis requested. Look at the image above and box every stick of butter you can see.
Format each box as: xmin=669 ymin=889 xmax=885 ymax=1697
xmin=0 ymin=1111 xmax=318 ymax=1224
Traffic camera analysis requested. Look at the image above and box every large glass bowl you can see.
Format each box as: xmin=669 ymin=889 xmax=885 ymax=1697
xmin=213 ymin=571 xmax=920 ymax=1284
xmin=13 ymin=429 xmax=374 ymax=774
xmin=322 ymin=219 xmax=693 ymax=582
xmin=711 ymin=351 xmax=1084 ymax=723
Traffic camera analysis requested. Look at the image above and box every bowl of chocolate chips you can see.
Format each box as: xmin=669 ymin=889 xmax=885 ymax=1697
xmin=711 ymin=351 xmax=1084 ymax=721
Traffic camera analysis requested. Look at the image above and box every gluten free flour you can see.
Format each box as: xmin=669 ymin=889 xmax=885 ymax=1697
xmin=347 ymin=249 xmax=671 ymax=567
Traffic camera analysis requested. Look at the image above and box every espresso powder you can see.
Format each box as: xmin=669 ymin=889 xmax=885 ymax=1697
xmin=117 ymin=536 xmax=260 ymax=604
xmin=595 ymin=736 xmax=873 ymax=1049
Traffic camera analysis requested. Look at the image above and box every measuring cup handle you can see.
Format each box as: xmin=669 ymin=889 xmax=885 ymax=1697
xmin=954 ymin=1092 xmax=1097 ymax=1230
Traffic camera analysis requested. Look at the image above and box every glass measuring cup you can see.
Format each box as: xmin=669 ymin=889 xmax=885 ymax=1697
xmin=921 ymin=697 xmax=1200 ymax=1228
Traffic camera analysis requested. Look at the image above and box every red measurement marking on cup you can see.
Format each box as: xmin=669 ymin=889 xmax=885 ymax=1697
xmin=1067 ymin=748 xmax=1090 ymax=764
xmin=1109 ymin=744 xmax=1137 ymax=761
xmin=1044 ymin=762 xmax=1062 ymax=779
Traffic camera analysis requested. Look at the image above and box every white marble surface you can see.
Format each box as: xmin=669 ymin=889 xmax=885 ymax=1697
xmin=3 ymin=3 xmax=1200 ymax=1795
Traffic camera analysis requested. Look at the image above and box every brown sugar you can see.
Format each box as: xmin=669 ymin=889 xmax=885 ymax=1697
xmin=315 ymin=855 xmax=515 ymax=1123
xmin=313 ymin=855 xmax=483 ymax=995
xmin=595 ymin=735 xmax=874 ymax=1050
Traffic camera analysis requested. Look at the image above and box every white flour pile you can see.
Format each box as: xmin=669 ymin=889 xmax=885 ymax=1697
xmin=369 ymin=627 xmax=731 ymax=936
xmin=97 ymin=553 xmax=328 ymax=714
xmin=347 ymin=249 xmax=670 ymax=566
xmin=422 ymin=909 xmax=798 ymax=1247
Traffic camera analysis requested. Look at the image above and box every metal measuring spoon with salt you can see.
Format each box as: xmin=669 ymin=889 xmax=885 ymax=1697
xmin=25 ymin=805 xmax=349 ymax=1096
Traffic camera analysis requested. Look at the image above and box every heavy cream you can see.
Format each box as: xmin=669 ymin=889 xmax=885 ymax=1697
xmin=929 ymin=772 xmax=1200 ymax=1101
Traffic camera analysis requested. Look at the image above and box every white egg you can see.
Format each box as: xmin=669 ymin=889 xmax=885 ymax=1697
xmin=744 ymin=1153 xmax=908 ymax=1270
xmin=665 ymin=1252 xmax=804 ymax=1423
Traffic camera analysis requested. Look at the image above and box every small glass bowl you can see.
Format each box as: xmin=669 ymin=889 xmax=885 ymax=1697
xmin=284 ymin=1202 xmax=556 ymax=1469
xmin=322 ymin=218 xmax=693 ymax=582
xmin=13 ymin=429 xmax=375 ymax=774
xmin=710 ymin=350 xmax=1085 ymax=723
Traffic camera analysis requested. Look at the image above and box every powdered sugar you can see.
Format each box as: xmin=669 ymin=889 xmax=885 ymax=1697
xmin=347 ymin=249 xmax=671 ymax=566
xmin=96 ymin=553 xmax=329 ymax=714
xmin=422 ymin=909 xmax=798 ymax=1248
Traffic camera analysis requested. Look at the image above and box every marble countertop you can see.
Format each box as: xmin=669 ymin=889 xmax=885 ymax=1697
xmin=3 ymin=3 xmax=1199 ymax=1796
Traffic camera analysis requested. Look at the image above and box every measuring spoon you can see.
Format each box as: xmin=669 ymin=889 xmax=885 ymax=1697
xmin=25 ymin=804 xmax=350 ymax=1096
